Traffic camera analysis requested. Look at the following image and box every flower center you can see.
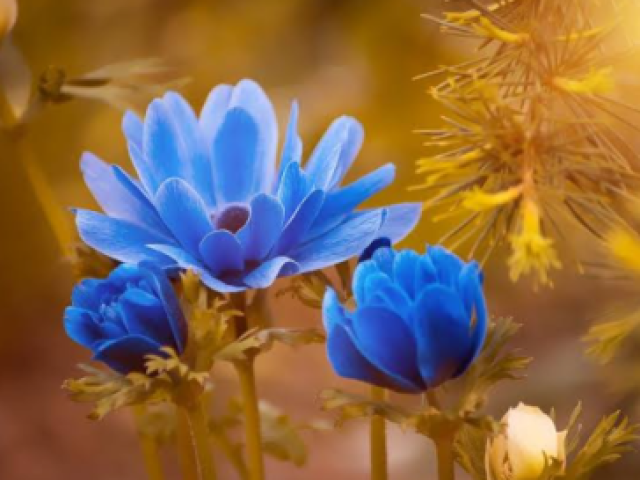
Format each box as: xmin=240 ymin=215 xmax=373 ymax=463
xmin=214 ymin=204 xmax=250 ymax=234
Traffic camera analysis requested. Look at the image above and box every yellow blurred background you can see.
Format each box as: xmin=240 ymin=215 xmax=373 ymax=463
xmin=0 ymin=1 xmax=637 ymax=479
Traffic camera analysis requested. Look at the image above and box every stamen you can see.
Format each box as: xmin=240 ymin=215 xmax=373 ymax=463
xmin=214 ymin=204 xmax=250 ymax=233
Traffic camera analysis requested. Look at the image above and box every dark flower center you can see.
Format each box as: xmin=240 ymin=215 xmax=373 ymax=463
xmin=214 ymin=204 xmax=250 ymax=233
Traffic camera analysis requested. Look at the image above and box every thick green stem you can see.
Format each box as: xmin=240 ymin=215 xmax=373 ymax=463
xmin=435 ymin=437 xmax=455 ymax=480
xmin=370 ymin=386 xmax=388 ymax=480
xmin=235 ymin=358 xmax=265 ymax=480
xmin=132 ymin=406 xmax=165 ymax=480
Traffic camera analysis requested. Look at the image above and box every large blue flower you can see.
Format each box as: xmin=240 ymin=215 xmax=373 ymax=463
xmin=323 ymin=244 xmax=487 ymax=393
xmin=74 ymin=79 xmax=421 ymax=292
xmin=64 ymin=263 xmax=187 ymax=374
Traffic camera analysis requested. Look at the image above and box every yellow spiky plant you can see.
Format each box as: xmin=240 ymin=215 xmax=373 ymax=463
xmin=414 ymin=0 xmax=640 ymax=286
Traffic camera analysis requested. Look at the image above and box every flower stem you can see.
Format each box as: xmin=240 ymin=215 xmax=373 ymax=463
xmin=370 ymin=386 xmax=388 ymax=480
xmin=435 ymin=437 xmax=455 ymax=480
xmin=132 ymin=406 xmax=165 ymax=480
xmin=235 ymin=358 xmax=265 ymax=480
xmin=177 ymin=399 xmax=217 ymax=480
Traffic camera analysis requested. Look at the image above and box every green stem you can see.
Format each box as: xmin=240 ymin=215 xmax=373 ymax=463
xmin=435 ymin=437 xmax=455 ymax=480
xmin=370 ymin=386 xmax=388 ymax=480
xmin=132 ymin=406 xmax=165 ymax=480
xmin=235 ymin=358 xmax=265 ymax=480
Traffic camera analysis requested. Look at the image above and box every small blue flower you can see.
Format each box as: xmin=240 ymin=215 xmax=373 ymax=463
xmin=64 ymin=263 xmax=187 ymax=374
xmin=323 ymin=244 xmax=487 ymax=393
xmin=74 ymin=79 xmax=421 ymax=292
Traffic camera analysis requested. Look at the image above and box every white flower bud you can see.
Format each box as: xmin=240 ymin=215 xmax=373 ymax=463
xmin=0 ymin=0 xmax=16 ymax=40
xmin=486 ymin=403 xmax=566 ymax=480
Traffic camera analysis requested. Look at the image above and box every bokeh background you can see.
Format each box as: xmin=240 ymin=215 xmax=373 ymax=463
xmin=0 ymin=0 xmax=637 ymax=479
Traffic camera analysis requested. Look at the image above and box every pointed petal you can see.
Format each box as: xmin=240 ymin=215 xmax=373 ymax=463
xmin=393 ymin=249 xmax=421 ymax=300
xmin=291 ymin=209 xmax=385 ymax=272
xmin=199 ymin=230 xmax=244 ymax=276
xmin=236 ymin=194 xmax=285 ymax=261
xmin=93 ymin=334 xmax=162 ymax=374
xmin=154 ymin=178 xmax=213 ymax=255
xmin=274 ymin=190 xmax=325 ymax=255
xmin=351 ymin=306 xmax=424 ymax=392
xmin=305 ymin=117 xmax=364 ymax=190
xmin=127 ymin=139 xmax=158 ymax=196
xmin=122 ymin=111 xmax=143 ymax=152
xmin=413 ymin=285 xmax=477 ymax=387
xmin=74 ymin=209 xmax=176 ymax=266
xmin=242 ymin=256 xmax=299 ymax=289
xmin=276 ymin=161 xmax=314 ymax=221
xmin=375 ymin=203 xmax=422 ymax=243
xmin=275 ymin=101 xmax=302 ymax=192
xmin=308 ymin=164 xmax=395 ymax=237
xmin=212 ymin=108 xmax=262 ymax=204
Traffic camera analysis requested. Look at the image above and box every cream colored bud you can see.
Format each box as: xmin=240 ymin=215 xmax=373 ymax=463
xmin=486 ymin=403 xmax=566 ymax=480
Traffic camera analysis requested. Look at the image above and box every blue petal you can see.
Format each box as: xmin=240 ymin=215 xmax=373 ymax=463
xmin=147 ymin=244 xmax=245 ymax=293
xmin=274 ymin=101 xmax=302 ymax=192
xmin=118 ymin=288 xmax=176 ymax=348
xmin=363 ymin=273 xmax=412 ymax=318
xmin=199 ymin=83 xmax=233 ymax=136
xmin=290 ymin=209 xmax=385 ymax=272
xmin=393 ymin=250 xmax=421 ymax=300
xmin=415 ymin=254 xmax=438 ymax=293
xmin=127 ymin=140 xmax=158 ymax=197
xmin=236 ymin=194 xmax=284 ymax=261
xmin=93 ymin=334 xmax=163 ymax=374
xmin=276 ymin=161 xmax=314 ymax=222
xmin=227 ymin=79 xmax=278 ymax=193
xmin=212 ymin=108 xmax=262 ymax=204
xmin=370 ymin=246 xmax=396 ymax=277
xmin=326 ymin=322 xmax=397 ymax=390
xmin=375 ymin=203 xmax=422 ymax=243
xmin=454 ymin=262 xmax=487 ymax=376
xmin=351 ymin=306 xmax=424 ymax=393
xmin=307 ymin=164 xmax=395 ymax=238
xmin=154 ymin=178 xmax=213 ymax=255
xmin=413 ymin=285 xmax=477 ymax=387
xmin=305 ymin=117 xmax=364 ymax=190
xmin=274 ymin=190 xmax=325 ymax=255
xmin=75 ymin=210 xmax=176 ymax=266
xmin=64 ymin=307 xmax=103 ymax=349
xmin=143 ymin=99 xmax=188 ymax=191
xmin=122 ymin=111 xmax=143 ymax=153
xmin=71 ymin=278 xmax=115 ymax=310
xmin=322 ymin=288 xmax=347 ymax=332
xmin=428 ymin=246 xmax=465 ymax=288
xmin=359 ymin=238 xmax=392 ymax=264
xmin=352 ymin=260 xmax=383 ymax=307
xmin=162 ymin=92 xmax=215 ymax=209
xmin=242 ymin=256 xmax=299 ymax=289
xmin=199 ymin=230 xmax=244 ymax=276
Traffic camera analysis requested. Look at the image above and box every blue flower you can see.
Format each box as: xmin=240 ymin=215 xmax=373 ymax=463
xmin=74 ymin=79 xmax=421 ymax=292
xmin=64 ymin=263 xmax=187 ymax=374
xmin=323 ymin=244 xmax=487 ymax=393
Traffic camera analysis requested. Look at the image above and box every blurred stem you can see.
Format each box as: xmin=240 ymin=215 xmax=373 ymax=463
xmin=230 ymin=291 xmax=265 ymax=480
xmin=177 ymin=398 xmax=217 ymax=480
xmin=210 ymin=424 xmax=249 ymax=480
xmin=235 ymin=358 xmax=265 ymax=480
xmin=435 ymin=437 xmax=455 ymax=480
xmin=426 ymin=390 xmax=455 ymax=480
xmin=132 ymin=406 xmax=165 ymax=480
xmin=370 ymin=386 xmax=388 ymax=480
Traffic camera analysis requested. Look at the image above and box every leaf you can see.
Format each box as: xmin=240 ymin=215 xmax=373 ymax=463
xmin=583 ymin=309 xmax=640 ymax=364
xmin=276 ymin=272 xmax=335 ymax=309
xmin=454 ymin=425 xmax=489 ymax=480
xmin=455 ymin=317 xmax=532 ymax=414
xmin=259 ymin=402 xmax=308 ymax=466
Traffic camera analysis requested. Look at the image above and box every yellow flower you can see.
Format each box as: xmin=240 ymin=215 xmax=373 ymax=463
xmin=462 ymin=185 xmax=523 ymax=212
xmin=508 ymin=200 xmax=561 ymax=285
xmin=553 ymin=67 xmax=614 ymax=95
xmin=0 ymin=0 xmax=16 ymax=40
xmin=606 ymin=228 xmax=640 ymax=276
xmin=486 ymin=403 xmax=567 ymax=480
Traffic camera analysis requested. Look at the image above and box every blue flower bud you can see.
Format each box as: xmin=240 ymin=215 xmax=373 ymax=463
xmin=64 ymin=263 xmax=187 ymax=374
xmin=322 ymin=244 xmax=487 ymax=393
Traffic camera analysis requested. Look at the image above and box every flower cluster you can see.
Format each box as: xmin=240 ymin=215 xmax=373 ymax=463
xmin=414 ymin=0 xmax=640 ymax=286
xmin=75 ymin=79 xmax=421 ymax=293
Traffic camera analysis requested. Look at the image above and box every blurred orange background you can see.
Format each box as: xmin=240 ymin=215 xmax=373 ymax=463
xmin=0 ymin=1 xmax=637 ymax=479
